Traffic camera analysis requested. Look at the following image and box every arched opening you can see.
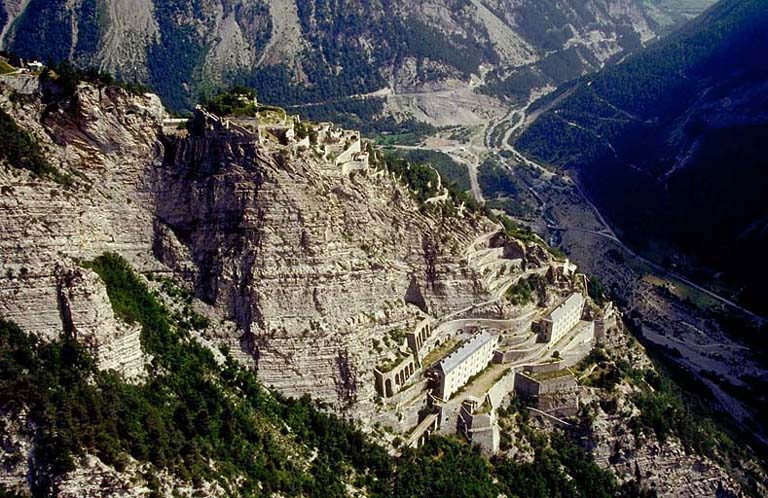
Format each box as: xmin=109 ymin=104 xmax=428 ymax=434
xmin=385 ymin=378 xmax=393 ymax=397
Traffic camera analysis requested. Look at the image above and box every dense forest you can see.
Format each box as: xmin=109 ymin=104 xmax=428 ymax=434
xmin=0 ymin=4 xmax=6 ymax=37
xmin=240 ymin=4 xmax=498 ymax=111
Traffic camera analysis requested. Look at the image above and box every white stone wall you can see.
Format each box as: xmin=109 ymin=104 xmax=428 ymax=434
xmin=543 ymin=293 xmax=584 ymax=344
xmin=334 ymin=139 xmax=362 ymax=166
xmin=487 ymin=369 xmax=515 ymax=409
xmin=442 ymin=336 xmax=497 ymax=400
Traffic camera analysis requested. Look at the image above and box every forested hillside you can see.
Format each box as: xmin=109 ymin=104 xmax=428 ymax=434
xmin=0 ymin=0 xmax=700 ymax=111
xmin=515 ymin=0 xmax=768 ymax=315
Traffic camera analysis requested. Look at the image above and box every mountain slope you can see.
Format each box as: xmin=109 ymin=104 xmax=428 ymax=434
xmin=515 ymin=0 xmax=768 ymax=315
xmin=0 ymin=0 xmax=707 ymax=111
xmin=0 ymin=67 xmax=763 ymax=496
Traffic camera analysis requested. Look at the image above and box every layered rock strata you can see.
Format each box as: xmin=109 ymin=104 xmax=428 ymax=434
xmin=0 ymin=80 xmax=498 ymax=413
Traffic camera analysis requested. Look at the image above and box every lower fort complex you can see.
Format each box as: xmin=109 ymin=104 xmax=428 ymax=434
xmin=370 ymin=230 xmax=612 ymax=455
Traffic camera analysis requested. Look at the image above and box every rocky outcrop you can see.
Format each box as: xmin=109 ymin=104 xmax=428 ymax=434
xmin=0 ymin=83 xmax=164 ymax=341
xmin=55 ymin=265 xmax=146 ymax=379
xmin=584 ymin=389 xmax=747 ymax=497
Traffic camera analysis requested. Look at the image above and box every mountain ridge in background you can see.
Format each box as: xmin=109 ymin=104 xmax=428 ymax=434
xmin=0 ymin=0 xmax=713 ymax=113
xmin=515 ymin=0 xmax=768 ymax=316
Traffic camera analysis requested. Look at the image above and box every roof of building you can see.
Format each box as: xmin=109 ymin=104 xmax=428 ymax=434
xmin=545 ymin=292 xmax=584 ymax=323
xmin=439 ymin=332 xmax=496 ymax=376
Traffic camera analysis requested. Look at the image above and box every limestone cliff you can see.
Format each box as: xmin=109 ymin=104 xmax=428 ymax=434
xmin=0 ymin=75 xmax=762 ymax=497
xmin=0 ymin=81 xmax=163 ymax=379
xmin=153 ymin=112 xmax=501 ymax=412
xmin=0 ymin=77 xmax=497 ymax=414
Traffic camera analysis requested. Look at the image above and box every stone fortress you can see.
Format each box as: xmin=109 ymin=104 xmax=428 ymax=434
xmin=163 ymin=101 xmax=371 ymax=177
xmin=368 ymin=224 xmax=613 ymax=455
xmin=0 ymin=72 xmax=611 ymax=459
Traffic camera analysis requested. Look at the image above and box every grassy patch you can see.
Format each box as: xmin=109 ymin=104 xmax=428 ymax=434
xmin=0 ymin=59 xmax=15 ymax=75
xmin=0 ymin=108 xmax=72 ymax=185
xmin=386 ymin=148 xmax=471 ymax=192
xmin=422 ymin=338 xmax=460 ymax=368
xmin=529 ymin=368 xmax=573 ymax=382
xmin=378 ymin=351 xmax=411 ymax=373
xmin=506 ymin=274 xmax=546 ymax=306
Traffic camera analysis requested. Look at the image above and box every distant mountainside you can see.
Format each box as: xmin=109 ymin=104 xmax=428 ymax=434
xmin=0 ymin=0 xmax=711 ymax=111
xmin=515 ymin=0 xmax=768 ymax=315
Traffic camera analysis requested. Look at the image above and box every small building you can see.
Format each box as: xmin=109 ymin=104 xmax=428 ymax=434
xmin=26 ymin=61 xmax=44 ymax=72
xmin=537 ymin=292 xmax=584 ymax=345
xmin=458 ymin=396 xmax=499 ymax=456
xmin=433 ymin=332 xmax=497 ymax=401
xmin=513 ymin=362 xmax=579 ymax=418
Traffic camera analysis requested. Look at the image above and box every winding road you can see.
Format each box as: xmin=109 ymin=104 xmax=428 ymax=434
xmin=464 ymin=99 xmax=767 ymax=325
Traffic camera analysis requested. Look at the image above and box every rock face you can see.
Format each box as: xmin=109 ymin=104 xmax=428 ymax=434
xmin=0 ymin=83 xmax=164 ymax=341
xmin=154 ymin=112 xmax=494 ymax=411
xmin=56 ymin=265 xmax=146 ymax=379
xmin=0 ymin=80 xmax=495 ymax=413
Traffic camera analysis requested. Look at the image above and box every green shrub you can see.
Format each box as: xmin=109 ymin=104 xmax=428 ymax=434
xmin=0 ymin=108 xmax=71 ymax=185
xmin=201 ymin=86 xmax=259 ymax=117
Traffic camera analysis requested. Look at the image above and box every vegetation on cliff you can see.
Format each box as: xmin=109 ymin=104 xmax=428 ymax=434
xmin=576 ymin=344 xmax=765 ymax=495
xmin=1 ymin=254 xmax=392 ymax=496
xmin=374 ymin=152 xmax=483 ymax=216
xmin=386 ymin=149 xmax=471 ymax=192
xmin=201 ymin=87 xmax=259 ymax=117
xmin=0 ymin=108 xmax=70 ymax=185
xmin=0 ymin=254 xmax=628 ymax=497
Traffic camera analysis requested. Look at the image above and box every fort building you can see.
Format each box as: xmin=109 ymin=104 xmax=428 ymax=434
xmin=458 ymin=396 xmax=500 ymax=456
xmin=536 ymin=292 xmax=584 ymax=344
xmin=513 ymin=362 xmax=579 ymax=417
xmin=374 ymin=353 xmax=418 ymax=398
xmin=433 ymin=332 xmax=497 ymax=401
